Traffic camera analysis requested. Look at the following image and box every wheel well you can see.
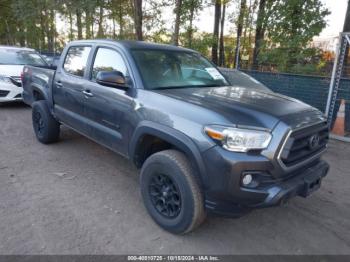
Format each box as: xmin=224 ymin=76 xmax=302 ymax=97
xmin=33 ymin=90 xmax=45 ymax=101
xmin=134 ymin=135 xmax=176 ymax=168
xmin=133 ymin=132 xmax=205 ymax=189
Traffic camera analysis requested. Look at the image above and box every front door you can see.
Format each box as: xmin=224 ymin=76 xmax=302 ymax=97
xmin=83 ymin=47 xmax=134 ymax=155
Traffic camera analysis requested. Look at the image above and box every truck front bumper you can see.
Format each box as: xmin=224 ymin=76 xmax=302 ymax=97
xmin=201 ymin=146 xmax=329 ymax=217
xmin=247 ymin=160 xmax=329 ymax=208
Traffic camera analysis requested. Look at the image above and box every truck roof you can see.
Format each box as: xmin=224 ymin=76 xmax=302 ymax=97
xmin=67 ymin=39 xmax=196 ymax=53
xmin=0 ymin=45 xmax=36 ymax=52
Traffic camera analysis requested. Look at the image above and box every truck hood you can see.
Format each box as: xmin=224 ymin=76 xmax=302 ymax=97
xmin=155 ymin=86 xmax=325 ymax=130
xmin=0 ymin=65 xmax=23 ymax=77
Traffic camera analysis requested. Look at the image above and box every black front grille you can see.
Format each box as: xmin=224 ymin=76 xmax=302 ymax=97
xmin=10 ymin=76 xmax=22 ymax=87
xmin=280 ymin=122 xmax=329 ymax=167
xmin=0 ymin=90 xmax=10 ymax=97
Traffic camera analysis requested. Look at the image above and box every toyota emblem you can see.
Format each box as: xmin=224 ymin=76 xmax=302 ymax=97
xmin=309 ymin=134 xmax=320 ymax=150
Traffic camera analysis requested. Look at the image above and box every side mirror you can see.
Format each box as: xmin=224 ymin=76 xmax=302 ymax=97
xmin=96 ymin=70 xmax=127 ymax=89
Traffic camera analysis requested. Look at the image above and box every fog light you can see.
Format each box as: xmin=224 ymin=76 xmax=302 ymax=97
xmin=242 ymin=174 xmax=253 ymax=186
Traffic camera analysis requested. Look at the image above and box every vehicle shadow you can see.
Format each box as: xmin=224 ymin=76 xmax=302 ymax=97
xmin=0 ymin=101 xmax=30 ymax=109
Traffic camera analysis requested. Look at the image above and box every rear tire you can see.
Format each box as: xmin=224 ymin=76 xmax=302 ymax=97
xmin=140 ymin=149 xmax=206 ymax=234
xmin=32 ymin=101 xmax=60 ymax=144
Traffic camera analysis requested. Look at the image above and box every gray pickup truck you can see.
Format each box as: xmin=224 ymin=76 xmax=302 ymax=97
xmin=22 ymin=40 xmax=329 ymax=234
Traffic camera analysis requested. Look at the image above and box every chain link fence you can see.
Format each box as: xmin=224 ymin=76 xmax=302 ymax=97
xmin=220 ymin=67 xmax=350 ymax=136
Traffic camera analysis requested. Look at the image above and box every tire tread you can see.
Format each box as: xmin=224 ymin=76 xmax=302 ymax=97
xmin=141 ymin=149 xmax=206 ymax=234
xmin=32 ymin=101 xmax=60 ymax=144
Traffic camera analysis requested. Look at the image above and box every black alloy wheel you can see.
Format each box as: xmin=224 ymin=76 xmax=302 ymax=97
xmin=149 ymin=173 xmax=182 ymax=218
xmin=32 ymin=101 xmax=60 ymax=144
xmin=33 ymin=111 xmax=45 ymax=136
xmin=140 ymin=149 xmax=206 ymax=234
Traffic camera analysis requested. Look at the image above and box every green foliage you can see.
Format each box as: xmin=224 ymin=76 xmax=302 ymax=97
xmin=183 ymin=32 xmax=214 ymax=56
xmin=257 ymin=0 xmax=330 ymax=73
xmin=0 ymin=0 xmax=56 ymax=50
xmin=180 ymin=0 xmax=203 ymax=28
xmin=0 ymin=0 xmax=336 ymax=77
xmin=0 ymin=0 xmax=140 ymax=50
xmin=258 ymin=46 xmax=328 ymax=75
xmin=143 ymin=0 xmax=171 ymax=39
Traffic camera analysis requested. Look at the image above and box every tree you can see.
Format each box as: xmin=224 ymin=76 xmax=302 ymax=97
xmin=173 ymin=0 xmax=183 ymax=46
xmin=47 ymin=7 xmax=56 ymax=52
xmin=96 ymin=0 xmax=105 ymax=38
xmin=76 ymin=9 xmax=83 ymax=39
xmin=234 ymin=0 xmax=246 ymax=69
xmin=109 ymin=0 xmax=132 ymax=39
xmin=218 ymin=2 xmax=226 ymax=66
xmin=211 ymin=0 xmax=221 ymax=65
xmin=252 ymin=0 xmax=266 ymax=69
xmin=3 ymin=0 xmax=58 ymax=50
xmin=0 ymin=0 xmax=17 ymax=45
xmin=252 ymin=0 xmax=271 ymax=69
xmin=133 ymin=0 xmax=143 ymax=40
xmin=179 ymin=0 xmax=203 ymax=48
xmin=261 ymin=0 xmax=330 ymax=71
xmin=184 ymin=0 xmax=201 ymax=48
xmin=84 ymin=0 xmax=98 ymax=39
xmin=0 ymin=0 xmax=332 ymax=72
xmin=241 ymin=0 xmax=258 ymax=63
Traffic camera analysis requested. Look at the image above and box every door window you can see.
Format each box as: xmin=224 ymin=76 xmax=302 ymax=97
xmin=91 ymin=48 xmax=128 ymax=81
xmin=63 ymin=46 xmax=91 ymax=77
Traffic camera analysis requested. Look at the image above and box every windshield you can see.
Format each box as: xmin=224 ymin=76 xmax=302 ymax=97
xmin=222 ymin=69 xmax=271 ymax=92
xmin=0 ymin=48 xmax=47 ymax=66
xmin=131 ymin=49 xmax=229 ymax=90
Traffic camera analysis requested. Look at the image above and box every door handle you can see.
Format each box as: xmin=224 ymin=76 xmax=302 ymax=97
xmin=55 ymin=81 xmax=62 ymax=88
xmin=82 ymin=90 xmax=94 ymax=97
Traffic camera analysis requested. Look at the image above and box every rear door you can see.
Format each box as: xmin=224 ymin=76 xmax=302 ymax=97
xmin=83 ymin=46 xmax=134 ymax=155
xmin=53 ymin=45 xmax=92 ymax=134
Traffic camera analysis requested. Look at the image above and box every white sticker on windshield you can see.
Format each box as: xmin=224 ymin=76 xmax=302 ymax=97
xmin=205 ymin=67 xmax=225 ymax=80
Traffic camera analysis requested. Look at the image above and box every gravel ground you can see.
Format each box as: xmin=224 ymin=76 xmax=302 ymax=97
xmin=0 ymin=103 xmax=350 ymax=255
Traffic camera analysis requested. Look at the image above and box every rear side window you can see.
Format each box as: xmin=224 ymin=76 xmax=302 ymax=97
xmin=63 ymin=46 xmax=91 ymax=77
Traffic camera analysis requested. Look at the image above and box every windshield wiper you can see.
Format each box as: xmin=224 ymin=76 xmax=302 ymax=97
xmin=154 ymin=85 xmax=193 ymax=90
xmin=154 ymin=84 xmax=225 ymax=90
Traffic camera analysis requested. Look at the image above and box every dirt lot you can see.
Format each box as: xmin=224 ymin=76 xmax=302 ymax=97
xmin=0 ymin=103 xmax=350 ymax=255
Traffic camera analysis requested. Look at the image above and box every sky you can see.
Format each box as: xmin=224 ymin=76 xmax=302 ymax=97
xmin=191 ymin=0 xmax=348 ymax=38
xmin=318 ymin=0 xmax=348 ymax=37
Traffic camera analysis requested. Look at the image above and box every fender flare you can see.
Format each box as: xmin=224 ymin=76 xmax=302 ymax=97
xmin=31 ymin=83 xmax=48 ymax=100
xmin=129 ymin=121 xmax=208 ymax=187
xmin=30 ymin=83 xmax=55 ymax=111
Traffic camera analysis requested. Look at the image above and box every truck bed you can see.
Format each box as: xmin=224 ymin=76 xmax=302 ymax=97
xmin=22 ymin=65 xmax=56 ymax=106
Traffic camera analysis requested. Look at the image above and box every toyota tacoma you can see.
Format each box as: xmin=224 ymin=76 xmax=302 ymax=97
xmin=22 ymin=40 xmax=330 ymax=234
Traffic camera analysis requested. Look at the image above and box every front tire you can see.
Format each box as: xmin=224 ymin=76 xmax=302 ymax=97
xmin=140 ymin=149 xmax=206 ymax=234
xmin=32 ymin=101 xmax=60 ymax=144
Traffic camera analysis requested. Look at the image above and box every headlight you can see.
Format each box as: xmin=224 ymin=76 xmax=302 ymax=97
xmin=205 ymin=125 xmax=272 ymax=152
xmin=0 ymin=75 xmax=12 ymax=84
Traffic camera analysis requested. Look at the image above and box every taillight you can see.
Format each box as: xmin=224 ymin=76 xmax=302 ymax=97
xmin=21 ymin=67 xmax=32 ymax=83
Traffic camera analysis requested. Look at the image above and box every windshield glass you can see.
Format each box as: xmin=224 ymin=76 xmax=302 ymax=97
xmin=131 ymin=49 xmax=229 ymax=90
xmin=222 ymin=69 xmax=271 ymax=92
xmin=0 ymin=48 xmax=47 ymax=66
